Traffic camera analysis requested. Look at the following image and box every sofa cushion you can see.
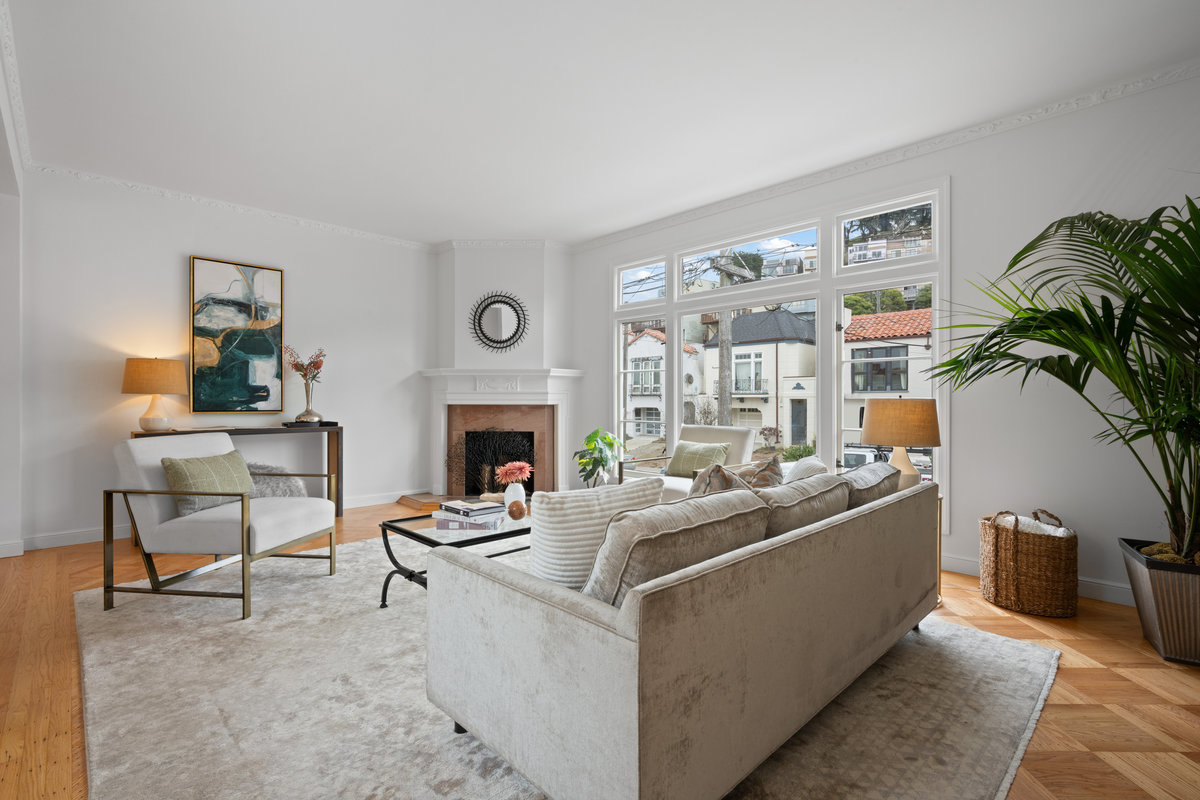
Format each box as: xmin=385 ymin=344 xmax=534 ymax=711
xmin=664 ymin=440 xmax=730 ymax=478
xmin=582 ymin=489 xmax=769 ymax=608
xmin=160 ymin=449 xmax=253 ymax=517
xmin=842 ymin=462 xmax=901 ymax=508
xmin=754 ymin=473 xmax=851 ymax=538
xmin=687 ymin=464 xmax=751 ymax=497
xmin=733 ymin=454 xmax=784 ymax=488
xmin=529 ymin=478 xmax=664 ymax=589
xmin=783 ymin=455 xmax=828 ymax=483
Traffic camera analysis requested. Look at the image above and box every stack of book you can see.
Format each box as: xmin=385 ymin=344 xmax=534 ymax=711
xmin=432 ymin=500 xmax=507 ymax=527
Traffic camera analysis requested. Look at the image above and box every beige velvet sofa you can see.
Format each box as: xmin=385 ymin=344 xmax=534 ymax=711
xmin=425 ymin=481 xmax=939 ymax=800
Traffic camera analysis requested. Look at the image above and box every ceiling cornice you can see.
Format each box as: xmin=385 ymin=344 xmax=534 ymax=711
xmin=0 ymin=0 xmax=31 ymax=168
xmin=571 ymin=56 xmax=1200 ymax=255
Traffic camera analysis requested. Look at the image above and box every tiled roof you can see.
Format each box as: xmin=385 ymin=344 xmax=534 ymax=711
xmin=629 ymin=328 xmax=699 ymax=355
xmin=844 ymin=307 xmax=932 ymax=342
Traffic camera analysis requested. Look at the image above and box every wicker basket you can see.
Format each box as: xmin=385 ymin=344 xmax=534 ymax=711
xmin=979 ymin=509 xmax=1078 ymax=617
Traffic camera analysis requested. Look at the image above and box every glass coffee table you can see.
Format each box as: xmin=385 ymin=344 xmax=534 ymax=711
xmin=378 ymin=513 xmax=531 ymax=607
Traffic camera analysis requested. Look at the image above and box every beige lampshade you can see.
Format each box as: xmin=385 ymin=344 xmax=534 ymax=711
xmin=121 ymin=358 xmax=189 ymax=396
xmin=860 ymin=398 xmax=941 ymax=447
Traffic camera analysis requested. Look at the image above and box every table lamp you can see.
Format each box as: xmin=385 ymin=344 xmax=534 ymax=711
xmin=122 ymin=358 xmax=189 ymax=431
xmin=860 ymin=397 xmax=940 ymax=489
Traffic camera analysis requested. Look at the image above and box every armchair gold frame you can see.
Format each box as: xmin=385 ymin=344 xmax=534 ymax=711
xmin=103 ymin=470 xmax=337 ymax=619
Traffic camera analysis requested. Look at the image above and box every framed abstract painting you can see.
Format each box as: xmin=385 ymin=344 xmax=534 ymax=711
xmin=190 ymin=256 xmax=285 ymax=413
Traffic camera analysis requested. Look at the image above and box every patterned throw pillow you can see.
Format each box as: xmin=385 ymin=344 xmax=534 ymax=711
xmin=246 ymin=462 xmax=308 ymax=499
xmin=664 ymin=440 xmax=731 ymax=478
xmin=161 ymin=450 xmax=254 ymax=517
xmin=688 ymin=464 xmax=751 ymax=496
xmin=733 ymin=455 xmax=784 ymax=488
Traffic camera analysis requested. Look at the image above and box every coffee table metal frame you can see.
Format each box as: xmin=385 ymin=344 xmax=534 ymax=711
xmin=378 ymin=514 xmax=530 ymax=606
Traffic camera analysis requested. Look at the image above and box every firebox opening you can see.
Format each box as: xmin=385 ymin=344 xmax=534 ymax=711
xmin=463 ymin=429 xmax=536 ymax=495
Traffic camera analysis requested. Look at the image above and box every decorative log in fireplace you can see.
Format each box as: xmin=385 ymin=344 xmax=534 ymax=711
xmin=445 ymin=404 xmax=556 ymax=496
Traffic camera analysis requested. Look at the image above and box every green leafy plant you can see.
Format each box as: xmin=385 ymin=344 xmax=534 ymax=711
xmin=573 ymin=428 xmax=624 ymax=488
xmin=931 ymin=199 xmax=1199 ymax=560
xmin=781 ymin=443 xmax=816 ymax=461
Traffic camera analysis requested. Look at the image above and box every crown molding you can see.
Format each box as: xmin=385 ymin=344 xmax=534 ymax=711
xmin=449 ymin=239 xmax=554 ymax=249
xmin=0 ymin=0 xmax=31 ymax=169
xmin=572 ymin=56 xmax=1200 ymax=254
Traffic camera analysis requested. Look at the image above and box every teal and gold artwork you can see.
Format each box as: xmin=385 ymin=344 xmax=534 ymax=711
xmin=190 ymin=256 xmax=284 ymax=413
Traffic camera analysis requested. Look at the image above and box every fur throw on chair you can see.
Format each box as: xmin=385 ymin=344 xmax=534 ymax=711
xmin=246 ymin=462 xmax=308 ymax=498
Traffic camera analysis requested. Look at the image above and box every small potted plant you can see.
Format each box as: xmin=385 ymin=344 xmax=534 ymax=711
xmin=573 ymin=428 xmax=623 ymax=488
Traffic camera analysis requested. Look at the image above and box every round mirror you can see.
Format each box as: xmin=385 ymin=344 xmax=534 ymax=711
xmin=469 ymin=291 xmax=529 ymax=352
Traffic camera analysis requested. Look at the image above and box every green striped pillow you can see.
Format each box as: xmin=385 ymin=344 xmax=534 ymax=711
xmin=161 ymin=450 xmax=253 ymax=517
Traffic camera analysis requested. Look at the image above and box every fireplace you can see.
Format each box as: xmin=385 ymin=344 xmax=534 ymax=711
xmin=446 ymin=404 xmax=556 ymax=496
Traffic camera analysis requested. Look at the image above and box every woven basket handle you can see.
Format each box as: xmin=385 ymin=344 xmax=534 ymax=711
xmin=1032 ymin=508 xmax=1062 ymax=527
xmin=987 ymin=510 xmax=1019 ymax=530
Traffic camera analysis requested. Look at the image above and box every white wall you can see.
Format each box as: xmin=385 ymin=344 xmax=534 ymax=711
xmin=18 ymin=170 xmax=435 ymax=549
xmin=569 ymin=75 xmax=1200 ymax=604
xmin=0 ymin=192 xmax=21 ymax=556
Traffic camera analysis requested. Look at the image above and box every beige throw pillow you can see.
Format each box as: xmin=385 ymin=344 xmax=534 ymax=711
xmin=783 ymin=455 xmax=828 ymax=483
xmin=160 ymin=450 xmax=253 ymax=517
xmin=581 ymin=489 xmax=769 ymax=608
xmin=687 ymin=464 xmax=751 ymax=497
xmin=842 ymin=462 xmax=901 ymax=508
xmin=529 ymin=478 xmax=664 ymax=589
xmin=665 ymin=440 xmax=730 ymax=478
xmin=754 ymin=473 xmax=851 ymax=538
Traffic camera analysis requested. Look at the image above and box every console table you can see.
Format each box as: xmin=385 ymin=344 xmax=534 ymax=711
xmin=130 ymin=425 xmax=344 ymax=516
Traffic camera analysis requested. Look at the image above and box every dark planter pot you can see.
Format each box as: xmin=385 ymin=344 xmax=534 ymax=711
xmin=1120 ymin=538 xmax=1200 ymax=666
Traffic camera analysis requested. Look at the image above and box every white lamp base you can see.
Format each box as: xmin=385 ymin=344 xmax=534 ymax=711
xmin=139 ymin=394 xmax=172 ymax=432
xmin=888 ymin=446 xmax=921 ymax=490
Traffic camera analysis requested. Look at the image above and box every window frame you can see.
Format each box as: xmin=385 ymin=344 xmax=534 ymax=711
xmin=609 ymin=179 xmax=951 ymax=525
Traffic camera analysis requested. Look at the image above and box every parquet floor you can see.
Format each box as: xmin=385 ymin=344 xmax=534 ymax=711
xmin=2 ymin=503 xmax=1199 ymax=799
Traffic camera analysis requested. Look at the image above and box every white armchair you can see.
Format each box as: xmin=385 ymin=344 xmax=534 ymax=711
xmin=105 ymin=432 xmax=336 ymax=619
xmin=620 ymin=424 xmax=757 ymax=501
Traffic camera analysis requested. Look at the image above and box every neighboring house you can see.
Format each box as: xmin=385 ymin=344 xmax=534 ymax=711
xmin=695 ymin=308 xmax=818 ymax=449
xmin=841 ymin=306 xmax=934 ymax=444
xmin=624 ymin=328 xmax=701 ymax=437
xmin=762 ymin=244 xmax=818 ymax=277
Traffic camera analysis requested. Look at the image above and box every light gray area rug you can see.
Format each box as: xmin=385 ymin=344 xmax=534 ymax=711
xmin=76 ymin=537 xmax=1058 ymax=800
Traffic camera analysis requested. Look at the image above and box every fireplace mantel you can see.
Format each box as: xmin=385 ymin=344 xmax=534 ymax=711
xmin=421 ymin=368 xmax=583 ymax=494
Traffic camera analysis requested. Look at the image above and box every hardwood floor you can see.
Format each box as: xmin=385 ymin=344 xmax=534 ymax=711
xmin=2 ymin=503 xmax=1198 ymax=799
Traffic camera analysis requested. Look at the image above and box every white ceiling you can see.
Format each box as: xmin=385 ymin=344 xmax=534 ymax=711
xmin=8 ymin=1 xmax=1200 ymax=245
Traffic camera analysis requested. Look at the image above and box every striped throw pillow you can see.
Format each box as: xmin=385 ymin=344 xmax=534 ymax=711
xmin=530 ymin=478 xmax=664 ymax=589
xmin=161 ymin=450 xmax=253 ymax=517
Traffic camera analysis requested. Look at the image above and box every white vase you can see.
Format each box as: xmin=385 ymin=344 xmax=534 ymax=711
xmin=504 ymin=482 xmax=526 ymax=507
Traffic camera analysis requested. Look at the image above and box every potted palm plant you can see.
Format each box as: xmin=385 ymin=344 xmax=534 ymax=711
xmin=932 ymin=198 xmax=1199 ymax=664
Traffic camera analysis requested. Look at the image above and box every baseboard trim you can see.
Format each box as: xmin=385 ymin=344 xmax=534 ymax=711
xmin=0 ymin=540 xmax=25 ymax=559
xmin=346 ymin=491 xmax=426 ymax=509
xmin=24 ymin=524 xmax=131 ymax=551
xmin=940 ymin=554 xmax=1134 ymax=607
